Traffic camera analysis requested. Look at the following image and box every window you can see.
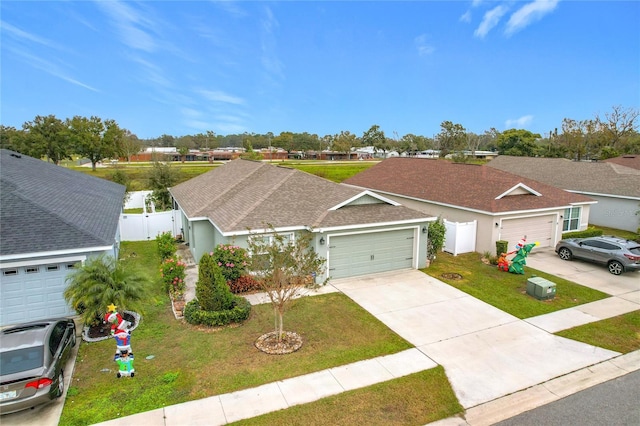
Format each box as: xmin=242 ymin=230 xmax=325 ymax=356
xmin=562 ymin=207 xmax=581 ymax=232
xmin=66 ymin=263 xmax=77 ymax=269
xmin=46 ymin=265 xmax=60 ymax=272
xmin=2 ymin=269 xmax=18 ymax=276
xmin=26 ymin=267 xmax=39 ymax=274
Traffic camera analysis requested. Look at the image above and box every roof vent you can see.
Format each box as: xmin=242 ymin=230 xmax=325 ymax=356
xmin=10 ymin=153 xmax=22 ymax=158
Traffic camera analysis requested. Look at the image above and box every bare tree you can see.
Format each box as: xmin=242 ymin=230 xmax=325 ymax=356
xmin=246 ymin=228 xmax=327 ymax=343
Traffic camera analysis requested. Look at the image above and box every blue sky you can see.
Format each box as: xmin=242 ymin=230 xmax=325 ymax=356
xmin=1 ymin=1 xmax=638 ymax=140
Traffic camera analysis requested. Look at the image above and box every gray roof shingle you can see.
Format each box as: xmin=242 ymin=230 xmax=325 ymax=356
xmin=169 ymin=159 xmax=432 ymax=233
xmin=344 ymin=157 xmax=594 ymax=213
xmin=0 ymin=150 xmax=125 ymax=257
xmin=487 ymin=155 xmax=640 ymax=198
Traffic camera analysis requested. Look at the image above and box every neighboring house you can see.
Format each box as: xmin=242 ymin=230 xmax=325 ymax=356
xmin=168 ymin=159 xmax=436 ymax=281
xmin=604 ymin=154 xmax=640 ymax=170
xmin=488 ymin=155 xmax=640 ymax=233
xmin=344 ymin=158 xmax=595 ymax=254
xmin=0 ymin=150 xmax=125 ymax=326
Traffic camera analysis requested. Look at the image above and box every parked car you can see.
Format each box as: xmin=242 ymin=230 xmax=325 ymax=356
xmin=0 ymin=318 xmax=76 ymax=415
xmin=555 ymin=236 xmax=640 ymax=275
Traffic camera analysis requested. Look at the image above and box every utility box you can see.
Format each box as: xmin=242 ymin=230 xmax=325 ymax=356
xmin=526 ymin=276 xmax=556 ymax=300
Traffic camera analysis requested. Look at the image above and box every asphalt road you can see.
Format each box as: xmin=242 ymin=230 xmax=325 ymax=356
xmin=495 ymin=370 xmax=640 ymax=426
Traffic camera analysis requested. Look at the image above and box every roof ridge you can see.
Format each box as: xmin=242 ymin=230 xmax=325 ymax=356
xmin=226 ymin=164 xmax=297 ymax=229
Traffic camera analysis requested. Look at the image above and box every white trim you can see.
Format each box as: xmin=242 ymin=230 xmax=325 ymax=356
xmin=0 ymin=246 xmax=113 ymax=263
xmin=1 ymin=255 xmax=87 ymax=269
xmin=495 ymin=183 xmax=541 ymax=199
xmin=314 ymin=217 xmax=436 ymax=234
xmin=329 ymin=190 xmax=400 ymax=211
xmin=565 ymin=190 xmax=640 ymax=201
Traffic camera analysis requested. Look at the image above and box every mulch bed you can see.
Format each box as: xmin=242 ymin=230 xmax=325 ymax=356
xmin=255 ymin=331 xmax=303 ymax=355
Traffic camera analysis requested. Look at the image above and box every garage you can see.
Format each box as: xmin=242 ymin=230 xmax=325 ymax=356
xmin=327 ymin=228 xmax=417 ymax=279
xmin=500 ymin=215 xmax=556 ymax=250
xmin=0 ymin=262 xmax=76 ymax=326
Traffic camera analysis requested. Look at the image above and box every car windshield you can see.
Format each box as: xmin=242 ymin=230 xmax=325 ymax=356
xmin=0 ymin=346 xmax=44 ymax=375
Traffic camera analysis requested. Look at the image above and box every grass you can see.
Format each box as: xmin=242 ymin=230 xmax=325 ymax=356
xmin=422 ymin=251 xmax=609 ymax=319
xmin=589 ymin=224 xmax=640 ymax=241
xmin=60 ymin=241 xmax=425 ymax=426
xmin=232 ymin=366 xmax=463 ymax=426
xmin=556 ymin=311 xmax=640 ymax=354
xmin=286 ymin=161 xmax=377 ymax=182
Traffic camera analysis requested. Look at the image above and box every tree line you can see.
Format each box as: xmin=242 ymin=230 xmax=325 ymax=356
xmin=1 ymin=106 xmax=638 ymax=165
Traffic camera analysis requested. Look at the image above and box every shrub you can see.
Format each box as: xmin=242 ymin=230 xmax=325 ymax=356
xmin=197 ymin=253 xmax=235 ymax=311
xmin=562 ymin=227 xmax=604 ymax=239
xmin=156 ymin=232 xmax=177 ymax=261
xmin=427 ymin=217 xmax=446 ymax=260
xmin=160 ymin=257 xmax=186 ymax=299
xmin=229 ymin=275 xmax=262 ymax=294
xmin=211 ymin=244 xmax=248 ymax=282
xmin=495 ymin=240 xmax=508 ymax=256
xmin=184 ymin=297 xmax=251 ymax=326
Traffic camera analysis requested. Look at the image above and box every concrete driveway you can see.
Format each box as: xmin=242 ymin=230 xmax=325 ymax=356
xmin=332 ymin=270 xmax=620 ymax=409
xmin=526 ymin=248 xmax=640 ymax=301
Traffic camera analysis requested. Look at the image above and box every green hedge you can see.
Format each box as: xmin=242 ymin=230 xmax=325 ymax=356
xmin=184 ymin=296 xmax=252 ymax=327
xmin=495 ymin=240 xmax=508 ymax=256
xmin=562 ymin=227 xmax=604 ymax=239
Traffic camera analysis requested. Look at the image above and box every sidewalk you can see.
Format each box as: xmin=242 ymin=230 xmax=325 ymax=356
xmin=93 ymin=279 xmax=640 ymax=426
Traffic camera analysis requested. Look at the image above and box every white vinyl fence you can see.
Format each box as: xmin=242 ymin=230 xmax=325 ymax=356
xmin=443 ymin=219 xmax=477 ymax=256
xmin=120 ymin=191 xmax=183 ymax=241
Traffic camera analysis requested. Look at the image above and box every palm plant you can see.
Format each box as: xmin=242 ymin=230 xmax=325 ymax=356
xmin=64 ymin=255 xmax=149 ymax=326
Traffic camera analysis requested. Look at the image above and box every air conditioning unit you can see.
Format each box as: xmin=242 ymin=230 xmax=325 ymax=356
xmin=526 ymin=276 xmax=556 ymax=300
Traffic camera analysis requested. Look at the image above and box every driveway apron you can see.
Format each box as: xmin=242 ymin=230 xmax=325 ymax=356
xmin=332 ymin=270 xmax=620 ymax=409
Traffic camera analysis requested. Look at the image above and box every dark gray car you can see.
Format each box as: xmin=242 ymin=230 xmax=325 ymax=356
xmin=555 ymin=236 xmax=640 ymax=275
xmin=0 ymin=318 xmax=76 ymax=415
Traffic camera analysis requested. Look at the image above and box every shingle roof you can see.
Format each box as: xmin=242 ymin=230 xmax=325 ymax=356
xmin=604 ymin=155 xmax=640 ymax=171
xmin=168 ymin=159 xmax=432 ymax=233
xmin=487 ymin=155 xmax=640 ymax=198
xmin=0 ymin=150 xmax=125 ymax=257
xmin=344 ymin=157 xmax=593 ymax=213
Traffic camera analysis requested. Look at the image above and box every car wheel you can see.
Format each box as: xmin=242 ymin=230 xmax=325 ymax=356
xmin=558 ymin=247 xmax=572 ymax=260
xmin=56 ymin=371 xmax=64 ymax=397
xmin=608 ymin=261 xmax=623 ymax=275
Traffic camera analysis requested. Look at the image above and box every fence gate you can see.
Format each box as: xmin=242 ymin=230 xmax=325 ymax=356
xmin=443 ymin=220 xmax=476 ymax=256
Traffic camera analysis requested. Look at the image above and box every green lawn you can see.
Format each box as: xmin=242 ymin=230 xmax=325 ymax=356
xmin=423 ymin=252 xmax=610 ymax=319
xmin=61 ymin=241 xmax=457 ymax=426
xmin=556 ymin=311 xmax=640 ymax=353
xmin=232 ymin=367 xmax=463 ymax=426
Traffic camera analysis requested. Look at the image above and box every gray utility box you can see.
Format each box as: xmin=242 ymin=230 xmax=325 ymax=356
xmin=526 ymin=276 xmax=556 ymax=300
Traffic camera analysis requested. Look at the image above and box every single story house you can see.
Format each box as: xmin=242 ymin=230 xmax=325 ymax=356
xmin=488 ymin=155 xmax=640 ymax=233
xmin=343 ymin=158 xmax=595 ymax=254
xmin=168 ymin=159 xmax=436 ymax=281
xmin=0 ymin=149 xmax=125 ymax=326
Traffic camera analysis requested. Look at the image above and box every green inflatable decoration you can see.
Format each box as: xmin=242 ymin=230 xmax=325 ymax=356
xmin=508 ymin=242 xmax=539 ymax=274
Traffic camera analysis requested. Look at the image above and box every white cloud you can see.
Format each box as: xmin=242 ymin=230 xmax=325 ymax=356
xmin=7 ymin=46 xmax=99 ymax=92
xmin=505 ymin=115 xmax=534 ymax=128
xmin=1 ymin=20 xmax=62 ymax=50
xmin=474 ymin=5 xmax=509 ymax=38
xmin=198 ymin=89 xmax=245 ymax=105
xmin=414 ymin=34 xmax=435 ymax=56
xmin=505 ymin=0 xmax=560 ymax=36
xmin=260 ymin=6 xmax=284 ymax=81
xmin=459 ymin=11 xmax=472 ymax=23
xmin=95 ymin=0 xmax=158 ymax=52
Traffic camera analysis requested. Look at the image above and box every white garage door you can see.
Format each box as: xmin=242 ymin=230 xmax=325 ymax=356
xmin=328 ymin=229 xmax=416 ymax=279
xmin=500 ymin=215 xmax=555 ymax=250
xmin=1 ymin=262 xmax=76 ymax=326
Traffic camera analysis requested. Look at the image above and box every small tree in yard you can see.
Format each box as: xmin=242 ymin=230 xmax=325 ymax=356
xmin=247 ymin=228 xmax=327 ymax=351
xmin=427 ymin=217 xmax=446 ymax=262
xmin=64 ymin=255 xmax=149 ymax=326
xmin=196 ymin=253 xmax=235 ymax=311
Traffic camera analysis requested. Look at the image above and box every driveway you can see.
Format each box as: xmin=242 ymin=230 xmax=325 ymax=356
xmin=332 ymin=270 xmax=619 ymax=409
xmin=526 ymin=248 xmax=640 ymax=301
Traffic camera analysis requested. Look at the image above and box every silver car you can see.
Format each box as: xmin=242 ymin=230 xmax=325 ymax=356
xmin=0 ymin=318 xmax=76 ymax=415
xmin=555 ymin=236 xmax=640 ymax=275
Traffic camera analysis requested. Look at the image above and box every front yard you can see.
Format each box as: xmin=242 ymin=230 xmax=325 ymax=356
xmin=59 ymin=241 xmax=460 ymax=425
